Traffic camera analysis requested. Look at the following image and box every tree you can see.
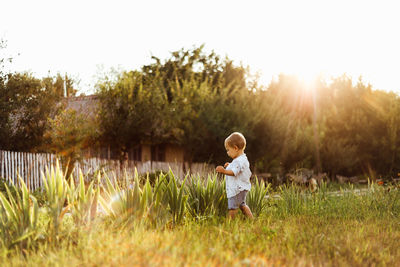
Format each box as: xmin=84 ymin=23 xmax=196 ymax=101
xmin=0 ymin=72 xmax=77 ymax=151
xmin=96 ymin=70 xmax=170 ymax=162
xmin=44 ymin=108 xmax=97 ymax=180
xmin=42 ymin=73 xmax=77 ymax=98
xmin=96 ymin=46 xmax=263 ymax=166
xmin=144 ymin=46 xmax=263 ymax=165
xmin=318 ymin=75 xmax=400 ymax=177
xmin=254 ymin=75 xmax=315 ymax=175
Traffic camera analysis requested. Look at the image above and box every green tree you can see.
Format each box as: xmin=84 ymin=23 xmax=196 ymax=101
xmin=96 ymin=70 xmax=170 ymax=162
xmin=255 ymin=74 xmax=315 ymax=175
xmin=0 ymin=72 xmax=77 ymax=151
xmin=45 ymin=108 xmax=97 ymax=180
xmin=319 ymin=75 xmax=400 ymax=177
xmin=96 ymin=46 xmax=262 ymax=166
xmin=144 ymin=46 xmax=263 ymax=165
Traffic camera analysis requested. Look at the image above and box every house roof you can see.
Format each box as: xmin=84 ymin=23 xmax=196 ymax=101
xmin=64 ymin=95 xmax=99 ymax=118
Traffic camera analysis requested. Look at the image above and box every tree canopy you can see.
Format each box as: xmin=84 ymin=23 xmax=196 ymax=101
xmin=2 ymin=42 xmax=400 ymax=179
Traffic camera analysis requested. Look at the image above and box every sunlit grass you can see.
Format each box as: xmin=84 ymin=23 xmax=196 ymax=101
xmin=2 ymin=216 xmax=399 ymax=266
xmin=1 ymin=165 xmax=400 ymax=266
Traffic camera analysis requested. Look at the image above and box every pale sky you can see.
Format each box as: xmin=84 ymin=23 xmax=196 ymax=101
xmin=1 ymin=0 xmax=399 ymax=95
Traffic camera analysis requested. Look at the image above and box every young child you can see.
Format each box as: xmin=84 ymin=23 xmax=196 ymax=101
xmin=216 ymin=132 xmax=253 ymax=219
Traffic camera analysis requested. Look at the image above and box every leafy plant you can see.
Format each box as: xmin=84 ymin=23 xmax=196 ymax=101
xmin=163 ymin=170 xmax=188 ymax=225
xmin=0 ymin=178 xmax=39 ymax=249
xmin=246 ymin=178 xmax=271 ymax=217
xmin=42 ymin=163 xmax=69 ymax=240
xmin=67 ymin=170 xmax=100 ymax=225
xmin=99 ymin=170 xmax=154 ymax=227
xmin=186 ymin=174 xmax=227 ymax=218
xmin=276 ymin=183 xmax=306 ymax=217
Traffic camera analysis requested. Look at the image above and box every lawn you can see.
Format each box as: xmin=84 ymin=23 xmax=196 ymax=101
xmin=1 ymin=166 xmax=400 ymax=266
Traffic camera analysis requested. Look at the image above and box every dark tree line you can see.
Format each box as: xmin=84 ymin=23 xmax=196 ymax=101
xmin=2 ymin=42 xmax=400 ymax=179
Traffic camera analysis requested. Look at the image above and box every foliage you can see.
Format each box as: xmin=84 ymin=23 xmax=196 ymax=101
xmin=99 ymin=170 xmax=152 ymax=223
xmin=96 ymin=46 xmax=263 ymax=165
xmin=246 ymin=178 xmax=271 ymax=217
xmin=96 ymin=70 xmax=170 ymax=161
xmin=1 ymin=178 xmax=47 ymax=207
xmin=0 ymin=71 xmax=77 ymax=152
xmin=320 ymin=76 xmax=400 ymax=177
xmin=1 ymin=168 xmax=400 ymax=266
xmin=44 ymin=108 xmax=98 ymax=180
xmin=3 ymin=42 xmax=400 ymax=178
xmin=163 ymin=171 xmax=188 ymax=225
xmin=186 ymin=175 xmax=227 ymax=218
xmin=42 ymin=163 xmax=69 ymax=239
xmin=67 ymin=171 xmax=100 ymax=225
xmin=0 ymin=178 xmax=39 ymax=249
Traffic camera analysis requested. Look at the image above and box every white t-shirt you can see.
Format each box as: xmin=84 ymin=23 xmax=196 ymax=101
xmin=225 ymin=153 xmax=252 ymax=198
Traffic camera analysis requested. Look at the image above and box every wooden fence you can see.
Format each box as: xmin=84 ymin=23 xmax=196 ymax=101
xmin=0 ymin=150 xmax=214 ymax=191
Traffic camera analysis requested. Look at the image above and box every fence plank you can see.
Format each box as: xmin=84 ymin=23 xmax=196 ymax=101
xmin=5 ymin=151 xmax=8 ymax=182
xmin=12 ymin=151 xmax=16 ymax=185
xmin=1 ymin=150 xmax=3 ymax=179
xmin=0 ymin=150 xmax=214 ymax=189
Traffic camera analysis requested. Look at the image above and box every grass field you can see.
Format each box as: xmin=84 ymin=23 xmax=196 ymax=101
xmin=1 ymin=166 xmax=400 ymax=266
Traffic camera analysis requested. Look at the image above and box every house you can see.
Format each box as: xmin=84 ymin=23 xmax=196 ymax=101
xmin=65 ymin=95 xmax=184 ymax=163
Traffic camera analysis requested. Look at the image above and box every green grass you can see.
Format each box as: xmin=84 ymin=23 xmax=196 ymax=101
xmin=2 ymin=216 xmax=399 ymax=266
xmin=1 ymin=166 xmax=400 ymax=266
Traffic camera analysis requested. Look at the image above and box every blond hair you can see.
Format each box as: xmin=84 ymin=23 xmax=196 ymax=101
xmin=225 ymin=132 xmax=246 ymax=150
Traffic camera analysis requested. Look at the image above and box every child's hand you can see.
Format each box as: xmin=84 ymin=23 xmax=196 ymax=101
xmin=224 ymin=162 xmax=229 ymax=168
xmin=216 ymin=166 xmax=225 ymax=173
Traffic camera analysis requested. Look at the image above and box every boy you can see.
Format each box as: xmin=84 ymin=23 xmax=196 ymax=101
xmin=216 ymin=132 xmax=254 ymax=219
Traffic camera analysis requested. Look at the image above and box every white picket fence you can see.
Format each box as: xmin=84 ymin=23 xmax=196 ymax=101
xmin=0 ymin=150 xmax=214 ymax=191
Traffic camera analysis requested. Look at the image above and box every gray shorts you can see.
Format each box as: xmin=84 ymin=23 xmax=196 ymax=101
xmin=228 ymin=190 xmax=249 ymax=210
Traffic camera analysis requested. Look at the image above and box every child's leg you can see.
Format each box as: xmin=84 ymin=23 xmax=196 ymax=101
xmin=239 ymin=204 xmax=254 ymax=219
xmin=228 ymin=209 xmax=238 ymax=219
xmin=227 ymin=195 xmax=239 ymax=219
xmin=238 ymin=190 xmax=253 ymax=219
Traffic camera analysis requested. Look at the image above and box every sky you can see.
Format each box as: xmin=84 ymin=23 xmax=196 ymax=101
xmin=1 ymin=0 xmax=399 ymax=95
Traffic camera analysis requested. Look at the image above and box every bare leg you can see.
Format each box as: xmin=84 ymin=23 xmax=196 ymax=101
xmin=240 ymin=205 xmax=254 ymax=219
xmin=228 ymin=209 xmax=238 ymax=219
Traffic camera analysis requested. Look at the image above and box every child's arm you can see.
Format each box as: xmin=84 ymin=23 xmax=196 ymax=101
xmin=216 ymin=166 xmax=234 ymax=176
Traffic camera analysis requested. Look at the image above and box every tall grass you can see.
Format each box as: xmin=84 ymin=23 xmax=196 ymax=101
xmin=42 ymin=164 xmax=69 ymax=240
xmin=99 ymin=169 xmax=189 ymax=226
xmin=1 ymin=163 xmax=400 ymax=267
xmin=186 ymin=174 xmax=227 ymax=218
xmin=270 ymin=180 xmax=400 ymax=220
xmin=163 ymin=171 xmax=188 ymax=225
xmin=67 ymin=171 xmax=100 ymax=225
xmin=246 ymin=178 xmax=271 ymax=217
xmin=0 ymin=178 xmax=39 ymax=249
xmin=99 ymin=169 xmax=156 ymax=226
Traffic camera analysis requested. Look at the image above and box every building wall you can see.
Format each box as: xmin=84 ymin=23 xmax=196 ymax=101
xmin=165 ymin=144 xmax=184 ymax=163
xmin=141 ymin=145 xmax=151 ymax=162
xmin=140 ymin=144 xmax=184 ymax=163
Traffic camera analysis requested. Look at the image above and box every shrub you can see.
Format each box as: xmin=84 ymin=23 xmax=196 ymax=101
xmin=0 ymin=178 xmax=39 ymax=249
xmin=246 ymin=178 xmax=271 ymax=217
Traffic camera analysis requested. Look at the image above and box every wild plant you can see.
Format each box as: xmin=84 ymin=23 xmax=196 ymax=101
xmin=186 ymin=175 xmax=220 ymax=218
xmin=67 ymin=170 xmax=100 ymax=225
xmin=0 ymin=178 xmax=39 ymax=249
xmin=42 ymin=163 xmax=69 ymax=240
xmin=210 ymin=174 xmax=227 ymax=217
xmin=363 ymin=180 xmax=400 ymax=217
xmin=246 ymin=178 xmax=271 ymax=217
xmin=163 ymin=170 xmax=188 ymax=225
xmin=276 ymin=183 xmax=305 ymax=217
xmin=99 ymin=170 xmax=149 ymax=220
